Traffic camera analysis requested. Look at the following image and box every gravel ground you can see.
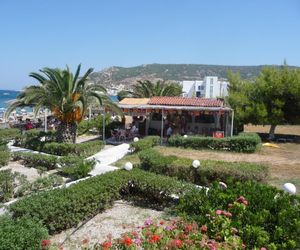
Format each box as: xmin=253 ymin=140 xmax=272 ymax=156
xmin=51 ymin=200 xmax=168 ymax=249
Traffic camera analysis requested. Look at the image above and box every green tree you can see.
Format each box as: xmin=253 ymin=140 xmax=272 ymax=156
xmin=6 ymin=65 xmax=118 ymax=143
xmin=129 ymin=80 xmax=182 ymax=98
xmin=227 ymin=65 xmax=300 ymax=138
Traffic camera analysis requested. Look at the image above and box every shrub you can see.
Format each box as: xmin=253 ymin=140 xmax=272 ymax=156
xmin=0 ymin=151 xmax=10 ymax=167
xmin=13 ymin=130 xmax=56 ymax=150
xmin=168 ymin=132 xmax=261 ymax=153
xmin=0 ymin=128 xmax=21 ymax=142
xmin=12 ymin=152 xmax=58 ymax=170
xmin=138 ymin=148 xmax=268 ymax=184
xmin=176 ymin=182 xmax=300 ymax=249
xmin=97 ymin=218 xmax=244 ymax=249
xmin=41 ymin=140 xmax=104 ymax=157
xmin=0 ymin=216 xmax=48 ymax=250
xmin=130 ymin=136 xmax=160 ymax=153
xmin=15 ymin=175 xmax=64 ymax=197
xmin=0 ymin=170 xmax=15 ymax=202
xmin=61 ymin=159 xmax=95 ymax=180
xmin=9 ymin=169 xmax=192 ymax=234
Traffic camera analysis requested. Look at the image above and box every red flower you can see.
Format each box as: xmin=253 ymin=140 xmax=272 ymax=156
xmin=150 ymin=234 xmax=160 ymax=243
xmin=185 ymin=224 xmax=193 ymax=233
xmin=200 ymin=225 xmax=208 ymax=233
xmin=41 ymin=239 xmax=51 ymax=249
xmin=159 ymin=220 xmax=165 ymax=225
xmin=123 ymin=236 xmax=133 ymax=247
xmin=169 ymin=239 xmax=183 ymax=248
xmin=101 ymin=241 xmax=112 ymax=249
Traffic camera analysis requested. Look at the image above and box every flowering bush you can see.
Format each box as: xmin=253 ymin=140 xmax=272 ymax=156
xmin=177 ymin=184 xmax=300 ymax=249
xmin=93 ymin=216 xmax=245 ymax=250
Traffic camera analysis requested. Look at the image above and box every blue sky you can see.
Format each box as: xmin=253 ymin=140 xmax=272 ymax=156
xmin=0 ymin=0 xmax=299 ymax=90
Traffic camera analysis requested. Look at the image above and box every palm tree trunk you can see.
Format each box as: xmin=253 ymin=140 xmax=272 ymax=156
xmin=268 ymin=124 xmax=277 ymax=140
xmin=56 ymin=122 xmax=77 ymax=143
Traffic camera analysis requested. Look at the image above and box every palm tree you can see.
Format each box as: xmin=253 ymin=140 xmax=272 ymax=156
xmin=129 ymin=80 xmax=182 ymax=98
xmin=6 ymin=65 xmax=118 ymax=143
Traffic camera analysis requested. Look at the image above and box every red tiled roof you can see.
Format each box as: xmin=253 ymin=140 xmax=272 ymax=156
xmin=148 ymin=96 xmax=224 ymax=107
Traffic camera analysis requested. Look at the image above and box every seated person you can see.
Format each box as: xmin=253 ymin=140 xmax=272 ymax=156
xmin=130 ymin=122 xmax=138 ymax=133
xmin=24 ymin=119 xmax=33 ymax=130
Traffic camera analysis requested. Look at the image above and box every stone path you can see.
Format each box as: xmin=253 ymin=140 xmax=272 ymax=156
xmin=1 ymin=142 xmax=130 ymax=214
xmin=88 ymin=143 xmax=130 ymax=176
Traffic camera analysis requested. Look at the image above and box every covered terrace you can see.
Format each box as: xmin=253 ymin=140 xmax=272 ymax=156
xmin=118 ymin=96 xmax=233 ymax=141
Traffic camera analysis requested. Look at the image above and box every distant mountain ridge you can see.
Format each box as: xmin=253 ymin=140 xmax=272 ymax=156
xmin=89 ymin=63 xmax=300 ymax=93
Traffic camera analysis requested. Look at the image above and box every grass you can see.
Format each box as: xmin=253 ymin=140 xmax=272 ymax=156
xmin=155 ymin=144 xmax=300 ymax=194
xmin=244 ymin=124 xmax=300 ymax=136
xmin=113 ymin=154 xmax=140 ymax=168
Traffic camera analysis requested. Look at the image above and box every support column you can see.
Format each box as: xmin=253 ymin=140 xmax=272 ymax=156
xmin=102 ymin=114 xmax=105 ymax=143
xmin=160 ymin=109 xmax=164 ymax=145
xmin=230 ymin=109 xmax=234 ymax=137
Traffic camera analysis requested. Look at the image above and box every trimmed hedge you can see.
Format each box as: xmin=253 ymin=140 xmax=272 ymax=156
xmin=41 ymin=140 xmax=104 ymax=157
xmin=176 ymin=182 xmax=300 ymax=249
xmin=12 ymin=152 xmax=58 ymax=170
xmin=0 ymin=151 xmax=10 ymax=167
xmin=5 ymin=168 xmax=300 ymax=249
xmin=129 ymin=136 xmax=160 ymax=153
xmin=9 ymin=168 xmax=192 ymax=234
xmin=138 ymin=148 xmax=268 ymax=184
xmin=14 ymin=130 xmax=56 ymax=150
xmin=0 ymin=142 xmax=10 ymax=167
xmin=0 ymin=128 xmax=21 ymax=142
xmin=0 ymin=216 xmax=48 ymax=250
xmin=168 ymin=132 xmax=262 ymax=153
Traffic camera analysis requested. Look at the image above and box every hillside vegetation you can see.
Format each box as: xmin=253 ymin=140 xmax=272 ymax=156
xmin=89 ymin=63 xmax=299 ymax=90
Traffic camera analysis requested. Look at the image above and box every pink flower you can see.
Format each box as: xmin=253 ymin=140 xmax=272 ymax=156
xmin=260 ymin=248 xmax=267 ymax=250
xmin=216 ymin=210 xmax=222 ymax=215
xmin=144 ymin=218 xmax=153 ymax=226
xmin=135 ymin=238 xmax=142 ymax=245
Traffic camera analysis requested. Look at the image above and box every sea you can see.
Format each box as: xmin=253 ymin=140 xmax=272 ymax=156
xmin=0 ymin=89 xmax=119 ymax=118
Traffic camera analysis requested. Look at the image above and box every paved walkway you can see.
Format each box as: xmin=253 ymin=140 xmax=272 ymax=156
xmin=0 ymin=142 xmax=130 ymax=215
xmin=88 ymin=143 xmax=130 ymax=176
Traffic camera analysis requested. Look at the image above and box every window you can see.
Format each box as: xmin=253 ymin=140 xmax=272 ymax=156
xmin=210 ymin=78 xmax=214 ymax=85
xmin=210 ymin=86 xmax=213 ymax=98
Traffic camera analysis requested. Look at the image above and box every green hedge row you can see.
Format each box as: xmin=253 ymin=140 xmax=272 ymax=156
xmin=13 ymin=130 xmax=56 ymax=150
xmin=168 ymin=132 xmax=262 ymax=153
xmin=0 ymin=216 xmax=48 ymax=250
xmin=12 ymin=152 xmax=58 ymax=170
xmin=5 ymin=167 xmax=300 ymax=249
xmin=0 ymin=128 xmax=21 ymax=142
xmin=9 ymin=168 xmax=191 ymax=234
xmin=12 ymin=152 xmax=95 ymax=179
xmin=0 ymin=142 xmax=10 ymax=167
xmin=177 ymin=182 xmax=300 ymax=249
xmin=41 ymin=140 xmax=104 ymax=157
xmin=138 ymin=148 xmax=268 ymax=184
xmin=129 ymin=136 xmax=160 ymax=152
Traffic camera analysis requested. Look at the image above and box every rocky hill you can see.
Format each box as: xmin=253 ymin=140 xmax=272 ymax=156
xmin=89 ymin=63 xmax=298 ymax=93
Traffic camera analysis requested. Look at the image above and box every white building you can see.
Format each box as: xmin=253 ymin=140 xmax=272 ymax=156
xmin=181 ymin=77 xmax=229 ymax=98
